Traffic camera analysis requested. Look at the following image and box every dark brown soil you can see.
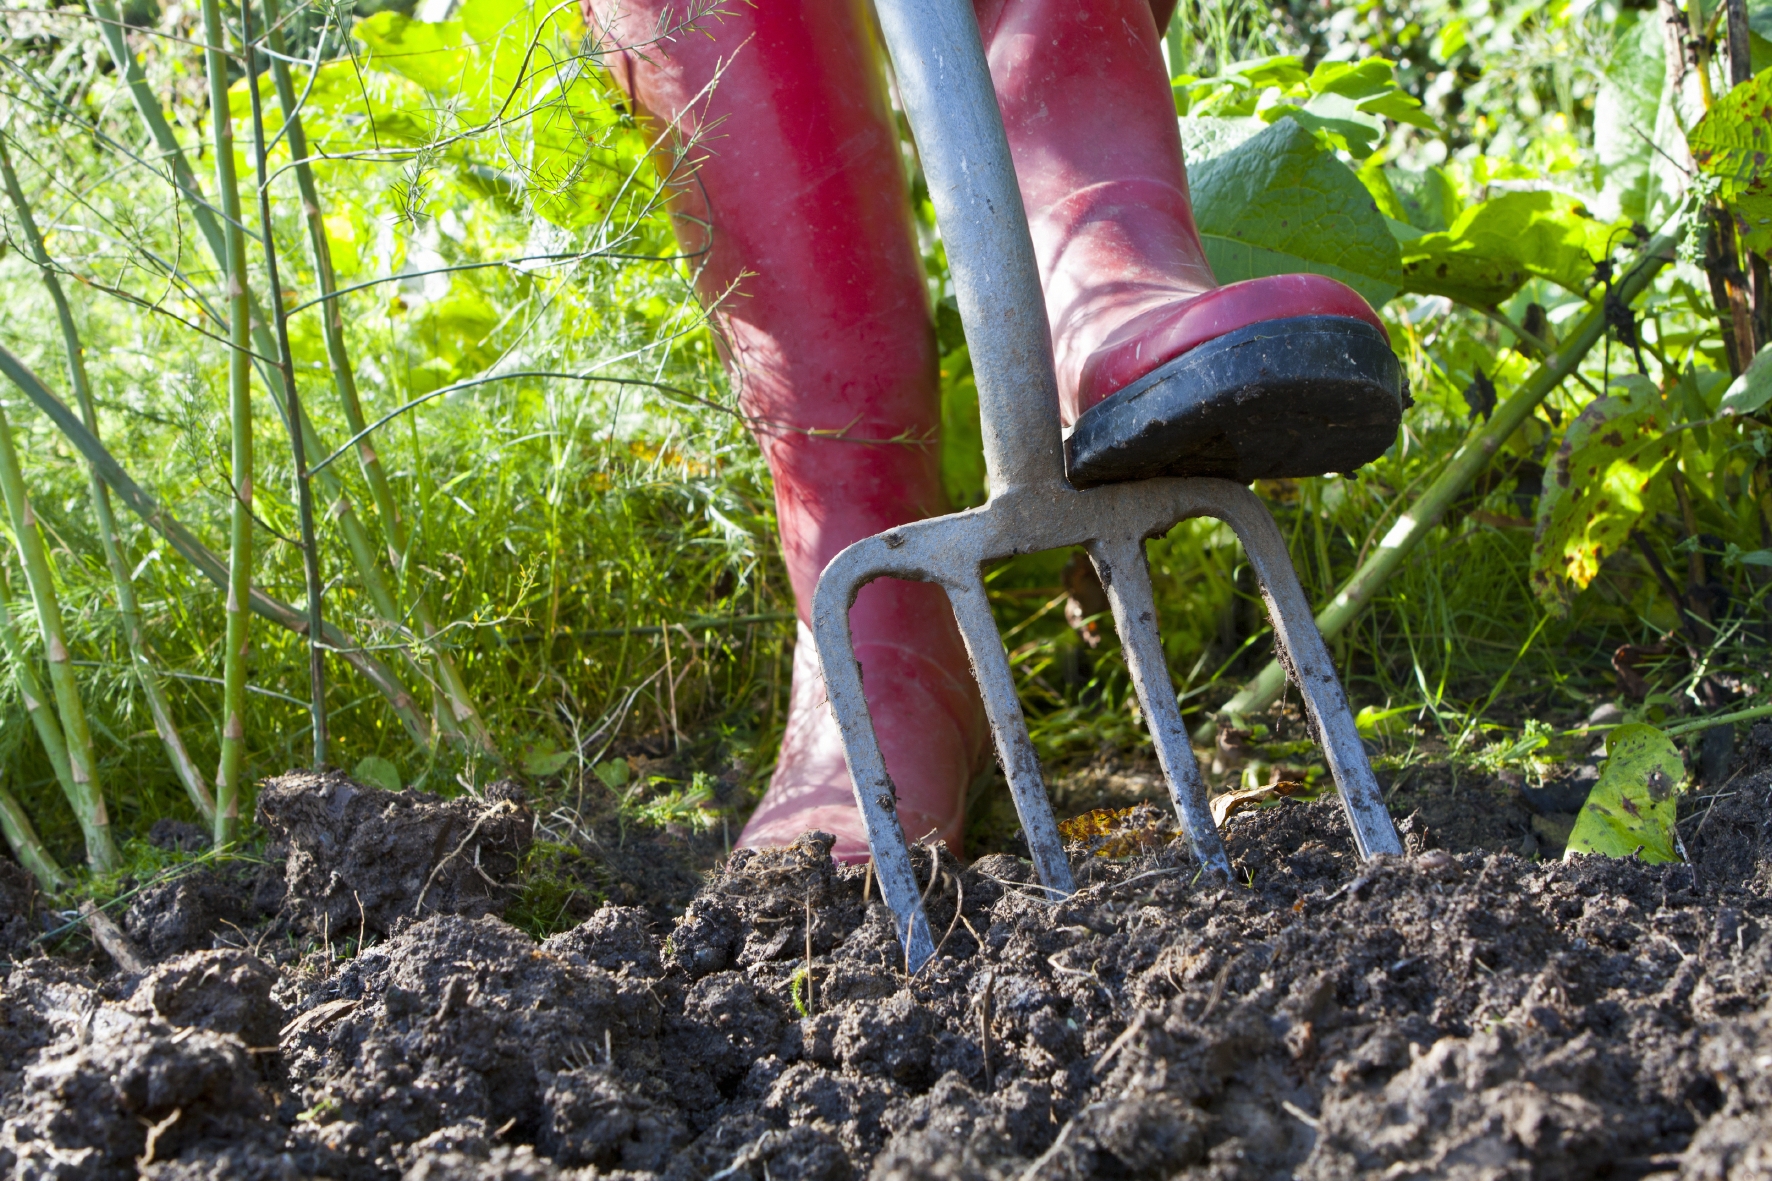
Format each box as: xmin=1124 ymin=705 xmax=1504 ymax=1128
xmin=2 ymin=744 xmax=1772 ymax=1179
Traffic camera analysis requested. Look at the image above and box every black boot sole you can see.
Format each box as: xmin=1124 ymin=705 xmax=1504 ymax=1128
xmin=1064 ymin=314 xmax=1405 ymax=488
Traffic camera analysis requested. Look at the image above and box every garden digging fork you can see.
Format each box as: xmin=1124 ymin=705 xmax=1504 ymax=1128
xmin=813 ymin=0 xmax=1404 ymax=971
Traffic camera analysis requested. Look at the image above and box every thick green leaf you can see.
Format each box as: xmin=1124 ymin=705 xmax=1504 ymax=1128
xmin=1690 ymin=68 xmax=1772 ymax=255
xmin=1356 ymin=90 xmax=1438 ymax=132
xmin=354 ymin=12 xmax=468 ymax=94
xmin=1178 ymin=116 xmax=1266 ymax=165
xmin=353 ymin=755 xmax=404 ymax=794
xmin=1531 ymin=379 xmax=1679 ymax=613
xmin=1565 ymin=723 xmax=1685 ymax=863
xmin=1400 ymin=191 xmax=1617 ymax=304
xmin=1189 ymin=117 xmax=1402 ymax=307
xmin=1309 ymin=57 xmax=1396 ymax=99
xmin=1720 ymin=342 xmax=1772 ymax=417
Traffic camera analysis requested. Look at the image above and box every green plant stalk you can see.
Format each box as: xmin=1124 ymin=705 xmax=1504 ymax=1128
xmin=0 ymin=402 xmax=115 ymax=870
xmin=1218 ymin=230 xmax=1679 ymax=727
xmin=0 ymin=564 xmax=77 ymax=813
xmin=201 ymin=0 xmax=254 ymax=846
xmin=0 ymin=137 xmax=216 ymax=823
xmin=0 ymin=346 xmax=433 ymax=747
xmin=0 ymin=770 xmax=68 ymax=892
xmin=86 ymin=2 xmax=452 ymax=746
xmin=260 ymin=0 xmax=492 ymax=751
xmin=243 ymin=0 xmax=327 ymax=769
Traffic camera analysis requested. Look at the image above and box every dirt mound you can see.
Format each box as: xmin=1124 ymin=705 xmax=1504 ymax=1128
xmin=0 ymin=1003 xmax=273 ymax=1180
xmin=126 ymin=949 xmax=284 ymax=1047
xmin=281 ymin=912 xmax=670 ymax=1173
xmin=256 ymin=771 xmax=533 ymax=937
xmin=7 ymin=774 xmax=1772 ymax=1178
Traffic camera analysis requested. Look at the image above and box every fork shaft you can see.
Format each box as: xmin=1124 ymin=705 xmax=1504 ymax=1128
xmin=872 ymin=0 xmax=1067 ymax=497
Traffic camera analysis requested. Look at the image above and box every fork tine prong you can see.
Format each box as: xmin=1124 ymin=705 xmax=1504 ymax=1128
xmin=943 ymin=580 xmax=1075 ymax=896
xmin=1088 ymin=535 xmax=1231 ymax=876
xmin=811 ymin=565 xmax=938 ymax=968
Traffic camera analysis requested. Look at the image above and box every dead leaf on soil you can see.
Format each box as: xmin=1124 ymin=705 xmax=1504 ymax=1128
xmin=1058 ymin=802 xmax=1179 ymax=858
xmin=1210 ymin=780 xmax=1309 ymax=828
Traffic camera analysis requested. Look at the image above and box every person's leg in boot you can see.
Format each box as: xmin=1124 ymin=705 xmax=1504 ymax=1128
xmin=974 ymin=0 xmax=1405 ymax=486
xmin=584 ymin=1 xmax=990 ymax=859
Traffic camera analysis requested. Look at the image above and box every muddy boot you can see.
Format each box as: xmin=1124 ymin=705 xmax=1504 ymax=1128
xmin=973 ymin=0 xmax=1405 ymax=487
xmin=585 ymin=2 xmax=990 ymax=860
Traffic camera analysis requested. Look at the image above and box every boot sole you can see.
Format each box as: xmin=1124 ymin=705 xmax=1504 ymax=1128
xmin=1064 ymin=315 xmax=1404 ymax=488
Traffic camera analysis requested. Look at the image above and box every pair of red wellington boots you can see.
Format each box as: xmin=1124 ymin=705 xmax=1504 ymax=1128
xmin=584 ymin=0 xmax=1403 ymax=861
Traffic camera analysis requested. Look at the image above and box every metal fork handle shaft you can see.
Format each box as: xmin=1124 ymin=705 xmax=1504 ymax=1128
xmin=872 ymin=0 xmax=1067 ymax=496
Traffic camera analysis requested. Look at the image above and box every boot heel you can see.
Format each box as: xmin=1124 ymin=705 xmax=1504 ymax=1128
xmin=1064 ymin=314 xmax=1405 ymax=488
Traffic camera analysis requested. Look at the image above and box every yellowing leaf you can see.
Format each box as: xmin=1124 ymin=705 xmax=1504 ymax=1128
xmin=1690 ymin=68 xmax=1772 ymax=255
xmin=1530 ymin=383 xmax=1679 ymax=613
xmin=1565 ymin=723 xmax=1685 ymax=862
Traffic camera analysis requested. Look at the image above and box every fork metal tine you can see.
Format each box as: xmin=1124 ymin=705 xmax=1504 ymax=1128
xmin=944 ymin=581 xmax=1075 ymax=897
xmin=1088 ymin=535 xmax=1231 ymax=876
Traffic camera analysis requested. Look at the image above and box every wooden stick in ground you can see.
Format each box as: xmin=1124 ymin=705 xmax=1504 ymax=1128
xmin=1217 ymin=229 xmax=1679 ymax=730
xmin=79 ymin=901 xmax=148 ymax=975
xmin=0 ymin=767 xmax=68 ymax=891
xmin=0 ymin=136 xmax=216 ymax=822
xmin=200 ymin=0 xmax=255 ymax=845
xmin=242 ymin=0 xmax=327 ymax=769
xmin=261 ymin=0 xmax=493 ymax=752
xmin=0 ymin=347 xmax=433 ymax=747
xmin=0 ymin=401 xmax=115 ymax=870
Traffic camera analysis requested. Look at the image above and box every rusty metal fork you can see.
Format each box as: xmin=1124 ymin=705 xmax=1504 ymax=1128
xmin=815 ymin=0 xmax=1403 ymax=970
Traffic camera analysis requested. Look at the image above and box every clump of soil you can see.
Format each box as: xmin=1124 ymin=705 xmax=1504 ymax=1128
xmin=257 ymin=771 xmax=534 ymax=937
xmin=7 ymin=763 xmax=1772 ymax=1178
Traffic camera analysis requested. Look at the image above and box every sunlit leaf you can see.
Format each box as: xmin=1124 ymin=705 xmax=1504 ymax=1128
xmin=1399 ymin=191 xmax=1620 ymax=304
xmin=1531 ymin=381 xmax=1680 ymax=613
xmin=1189 ymin=117 xmax=1402 ymax=306
xmin=1565 ymin=723 xmax=1685 ymax=863
xmin=1690 ymin=68 xmax=1772 ymax=255
xmin=1719 ymin=342 xmax=1772 ymax=417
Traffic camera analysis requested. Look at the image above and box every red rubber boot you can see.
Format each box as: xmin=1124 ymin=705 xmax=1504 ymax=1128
xmin=975 ymin=0 xmax=1406 ymax=487
xmin=585 ymin=1 xmax=990 ymax=860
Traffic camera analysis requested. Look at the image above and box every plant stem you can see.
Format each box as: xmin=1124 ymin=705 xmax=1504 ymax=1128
xmin=0 ymin=403 xmax=114 ymax=870
xmin=0 ymin=564 xmax=77 ymax=814
xmin=242 ymin=0 xmax=326 ymax=769
xmin=0 ymin=769 xmax=68 ymax=893
xmin=0 ymin=137 xmax=216 ymax=823
xmin=1217 ymin=230 xmax=1680 ymax=729
xmin=0 ymin=347 xmax=433 ymax=748
xmin=261 ymin=0 xmax=493 ymax=751
xmin=87 ymin=3 xmax=454 ymax=752
xmin=201 ymin=0 xmax=255 ymax=846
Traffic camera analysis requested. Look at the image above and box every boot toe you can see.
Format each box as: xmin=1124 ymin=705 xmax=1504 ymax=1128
xmin=1064 ymin=314 xmax=1405 ymax=487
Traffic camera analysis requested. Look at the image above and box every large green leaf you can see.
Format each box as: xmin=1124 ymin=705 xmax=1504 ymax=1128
xmin=1399 ymin=191 xmax=1619 ymax=305
xmin=354 ymin=12 xmax=468 ymax=95
xmin=1565 ymin=723 xmax=1685 ymax=863
xmin=1530 ymin=378 xmax=1680 ymax=614
xmin=1690 ymin=68 xmax=1772 ymax=255
xmin=1720 ymin=342 xmax=1772 ymax=417
xmin=1189 ymin=117 xmax=1403 ymax=307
